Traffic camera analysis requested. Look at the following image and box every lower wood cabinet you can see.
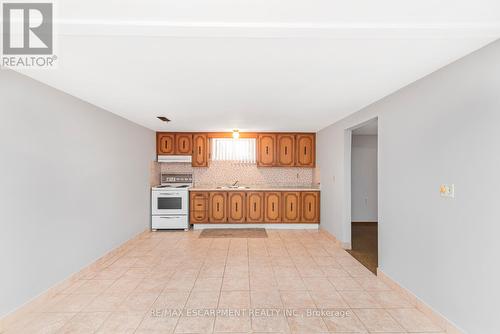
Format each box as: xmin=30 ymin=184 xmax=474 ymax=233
xmin=209 ymin=192 xmax=227 ymax=223
xmin=282 ymin=192 xmax=301 ymax=223
xmin=190 ymin=192 xmax=209 ymax=223
xmin=301 ymin=192 xmax=320 ymax=223
xmin=264 ymin=192 xmax=282 ymax=223
xmin=228 ymin=192 xmax=246 ymax=223
xmin=190 ymin=190 xmax=319 ymax=224
xmin=246 ymin=192 xmax=264 ymax=223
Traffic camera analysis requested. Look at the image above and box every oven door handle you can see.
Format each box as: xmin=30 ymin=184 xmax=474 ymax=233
xmin=159 ymin=192 xmax=181 ymax=196
xmin=159 ymin=216 xmax=177 ymax=219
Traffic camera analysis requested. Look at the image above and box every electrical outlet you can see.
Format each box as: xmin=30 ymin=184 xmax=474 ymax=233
xmin=440 ymin=184 xmax=455 ymax=198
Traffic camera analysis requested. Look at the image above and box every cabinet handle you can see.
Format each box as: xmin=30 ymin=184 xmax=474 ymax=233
xmin=198 ymin=146 xmax=201 ymax=154
xmin=285 ymin=146 xmax=288 ymax=155
xmin=308 ymin=202 xmax=312 ymax=211
xmin=290 ymin=202 xmax=293 ymax=211
xmin=183 ymin=141 xmax=185 ymax=149
xmin=272 ymin=202 xmax=275 ymax=211
xmin=217 ymin=203 xmax=219 ymax=211
xmin=304 ymin=146 xmax=307 ymax=155
xmin=266 ymin=146 xmax=269 ymax=155
xmin=235 ymin=202 xmax=238 ymax=211
xmin=253 ymin=202 xmax=256 ymax=211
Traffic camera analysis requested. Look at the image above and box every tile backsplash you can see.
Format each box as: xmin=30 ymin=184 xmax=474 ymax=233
xmin=159 ymin=161 xmax=315 ymax=186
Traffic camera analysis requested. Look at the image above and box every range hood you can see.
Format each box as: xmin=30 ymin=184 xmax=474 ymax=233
xmin=157 ymin=155 xmax=192 ymax=163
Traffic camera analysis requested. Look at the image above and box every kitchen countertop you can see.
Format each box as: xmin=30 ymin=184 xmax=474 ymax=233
xmin=189 ymin=184 xmax=320 ymax=191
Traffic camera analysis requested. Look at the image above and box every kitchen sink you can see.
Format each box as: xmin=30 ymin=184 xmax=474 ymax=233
xmin=216 ymin=185 xmax=251 ymax=190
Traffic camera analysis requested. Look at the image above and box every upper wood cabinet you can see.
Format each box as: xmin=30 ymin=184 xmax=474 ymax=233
xmin=228 ymin=192 xmax=246 ymax=223
xmin=282 ymin=192 xmax=300 ymax=223
xmin=277 ymin=134 xmax=295 ymax=167
xmin=257 ymin=134 xmax=276 ymax=167
xmin=175 ymin=133 xmax=193 ymax=155
xmin=157 ymin=133 xmax=175 ymax=155
xmin=296 ymin=134 xmax=315 ymax=167
xmin=264 ymin=192 xmax=282 ymax=223
xmin=192 ymin=134 xmax=208 ymax=167
xmin=246 ymin=192 xmax=264 ymax=223
xmin=301 ymin=192 xmax=320 ymax=223
xmin=209 ymin=192 xmax=227 ymax=223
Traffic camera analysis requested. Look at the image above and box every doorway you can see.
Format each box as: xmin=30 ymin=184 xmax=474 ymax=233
xmin=347 ymin=119 xmax=378 ymax=273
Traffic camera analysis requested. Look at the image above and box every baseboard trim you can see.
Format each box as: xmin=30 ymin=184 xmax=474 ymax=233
xmin=0 ymin=229 xmax=150 ymax=332
xmin=377 ymin=268 xmax=465 ymax=334
xmin=193 ymin=223 xmax=319 ymax=230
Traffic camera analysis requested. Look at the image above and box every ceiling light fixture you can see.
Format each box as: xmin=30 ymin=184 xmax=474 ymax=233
xmin=232 ymin=129 xmax=240 ymax=139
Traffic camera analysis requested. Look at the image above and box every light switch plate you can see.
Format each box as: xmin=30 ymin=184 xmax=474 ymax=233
xmin=440 ymin=184 xmax=455 ymax=198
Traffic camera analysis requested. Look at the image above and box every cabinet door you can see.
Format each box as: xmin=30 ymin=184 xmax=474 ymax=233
xmin=228 ymin=192 xmax=246 ymax=223
xmin=277 ymin=134 xmax=295 ymax=166
xmin=301 ymin=192 xmax=320 ymax=223
xmin=296 ymin=134 xmax=315 ymax=167
xmin=192 ymin=134 xmax=208 ymax=167
xmin=282 ymin=192 xmax=300 ymax=223
xmin=246 ymin=192 xmax=264 ymax=223
xmin=157 ymin=133 xmax=175 ymax=155
xmin=264 ymin=192 xmax=282 ymax=222
xmin=257 ymin=134 xmax=276 ymax=166
xmin=175 ymin=133 xmax=193 ymax=155
xmin=190 ymin=192 xmax=209 ymax=223
xmin=209 ymin=192 xmax=227 ymax=223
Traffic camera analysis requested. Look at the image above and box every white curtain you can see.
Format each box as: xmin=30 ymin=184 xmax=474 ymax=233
xmin=212 ymin=138 xmax=256 ymax=163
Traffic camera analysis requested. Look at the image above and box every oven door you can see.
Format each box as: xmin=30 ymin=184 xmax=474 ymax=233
xmin=152 ymin=190 xmax=188 ymax=215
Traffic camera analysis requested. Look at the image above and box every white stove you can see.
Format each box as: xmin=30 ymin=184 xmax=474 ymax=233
xmin=151 ymin=173 xmax=192 ymax=231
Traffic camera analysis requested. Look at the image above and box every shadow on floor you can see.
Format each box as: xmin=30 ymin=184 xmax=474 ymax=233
xmin=346 ymin=222 xmax=378 ymax=274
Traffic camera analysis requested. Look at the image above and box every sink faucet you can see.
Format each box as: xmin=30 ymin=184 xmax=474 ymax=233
xmin=232 ymin=180 xmax=239 ymax=187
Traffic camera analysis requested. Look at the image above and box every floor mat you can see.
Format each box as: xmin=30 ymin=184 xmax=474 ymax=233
xmin=199 ymin=228 xmax=268 ymax=238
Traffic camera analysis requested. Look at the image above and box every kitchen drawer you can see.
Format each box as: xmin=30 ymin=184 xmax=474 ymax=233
xmin=152 ymin=216 xmax=188 ymax=229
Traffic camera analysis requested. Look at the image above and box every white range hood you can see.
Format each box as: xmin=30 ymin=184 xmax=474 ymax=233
xmin=157 ymin=155 xmax=192 ymax=163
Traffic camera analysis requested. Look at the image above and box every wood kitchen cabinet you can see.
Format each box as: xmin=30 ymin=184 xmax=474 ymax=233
xmin=282 ymin=192 xmax=301 ymax=223
xmin=228 ymin=192 xmax=246 ymax=223
xmin=257 ymin=134 xmax=276 ymax=166
xmin=190 ymin=192 xmax=209 ymax=223
xmin=175 ymin=133 xmax=193 ymax=155
xmin=192 ymin=134 xmax=208 ymax=167
xmin=296 ymin=134 xmax=315 ymax=167
xmin=277 ymin=134 xmax=295 ymax=167
xmin=264 ymin=192 xmax=282 ymax=222
xmin=209 ymin=192 xmax=227 ymax=223
xmin=157 ymin=133 xmax=175 ymax=155
xmin=246 ymin=192 xmax=264 ymax=223
xmin=301 ymin=191 xmax=320 ymax=223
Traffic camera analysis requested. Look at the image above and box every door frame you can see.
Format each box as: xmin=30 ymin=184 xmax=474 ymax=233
xmin=344 ymin=117 xmax=379 ymax=249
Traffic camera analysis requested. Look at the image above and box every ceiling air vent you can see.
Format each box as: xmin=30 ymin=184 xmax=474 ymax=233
xmin=157 ymin=116 xmax=171 ymax=122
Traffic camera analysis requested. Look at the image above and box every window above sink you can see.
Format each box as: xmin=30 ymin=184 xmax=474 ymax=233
xmin=211 ymin=138 xmax=256 ymax=164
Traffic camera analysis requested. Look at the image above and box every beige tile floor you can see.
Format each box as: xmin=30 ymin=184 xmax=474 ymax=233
xmin=2 ymin=230 xmax=446 ymax=334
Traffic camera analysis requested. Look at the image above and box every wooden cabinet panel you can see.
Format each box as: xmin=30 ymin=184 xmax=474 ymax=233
xmin=209 ymin=192 xmax=227 ymax=223
xmin=282 ymin=192 xmax=300 ymax=223
xmin=277 ymin=134 xmax=295 ymax=166
xmin=264 ymin=192 xmax=282 ymax=223
xmin=190 ymin=192 xmax=209 ymax=223
xmin=175 ymin=133 xmax=193 ymax=155
xmin=296 ymin=134 xmax=315 ymax=167
xmin=246 ymin=192 xmax=264 ymax=223
xmin=301 ymin=192 xmax=320 ymax=223
xmin=257 ymin=134 xmax=276 ymax=166
xmin=228 ymin=192 xmax=246 ymax=223
xmin=192 ymin=134 xmax=208 ymax=167
xmin=157 ymin=133 xmax=175 ymax=155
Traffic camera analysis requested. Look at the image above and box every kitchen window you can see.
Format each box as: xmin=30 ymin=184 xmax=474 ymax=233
xmin=211 ymin=138 xmax=256 ymax=163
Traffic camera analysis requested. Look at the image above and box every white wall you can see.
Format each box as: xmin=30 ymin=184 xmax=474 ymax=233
xmin=351 ymin=135 xmax=378 ymax=222
xmin=0 ymin=70 xmax=155 ymax=318
xmin=317 ymin=39 xmax=500 ymax=334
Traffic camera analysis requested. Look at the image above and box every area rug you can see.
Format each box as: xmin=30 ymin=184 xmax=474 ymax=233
xmin=199 ymin=228 xmax=268 ymax=238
